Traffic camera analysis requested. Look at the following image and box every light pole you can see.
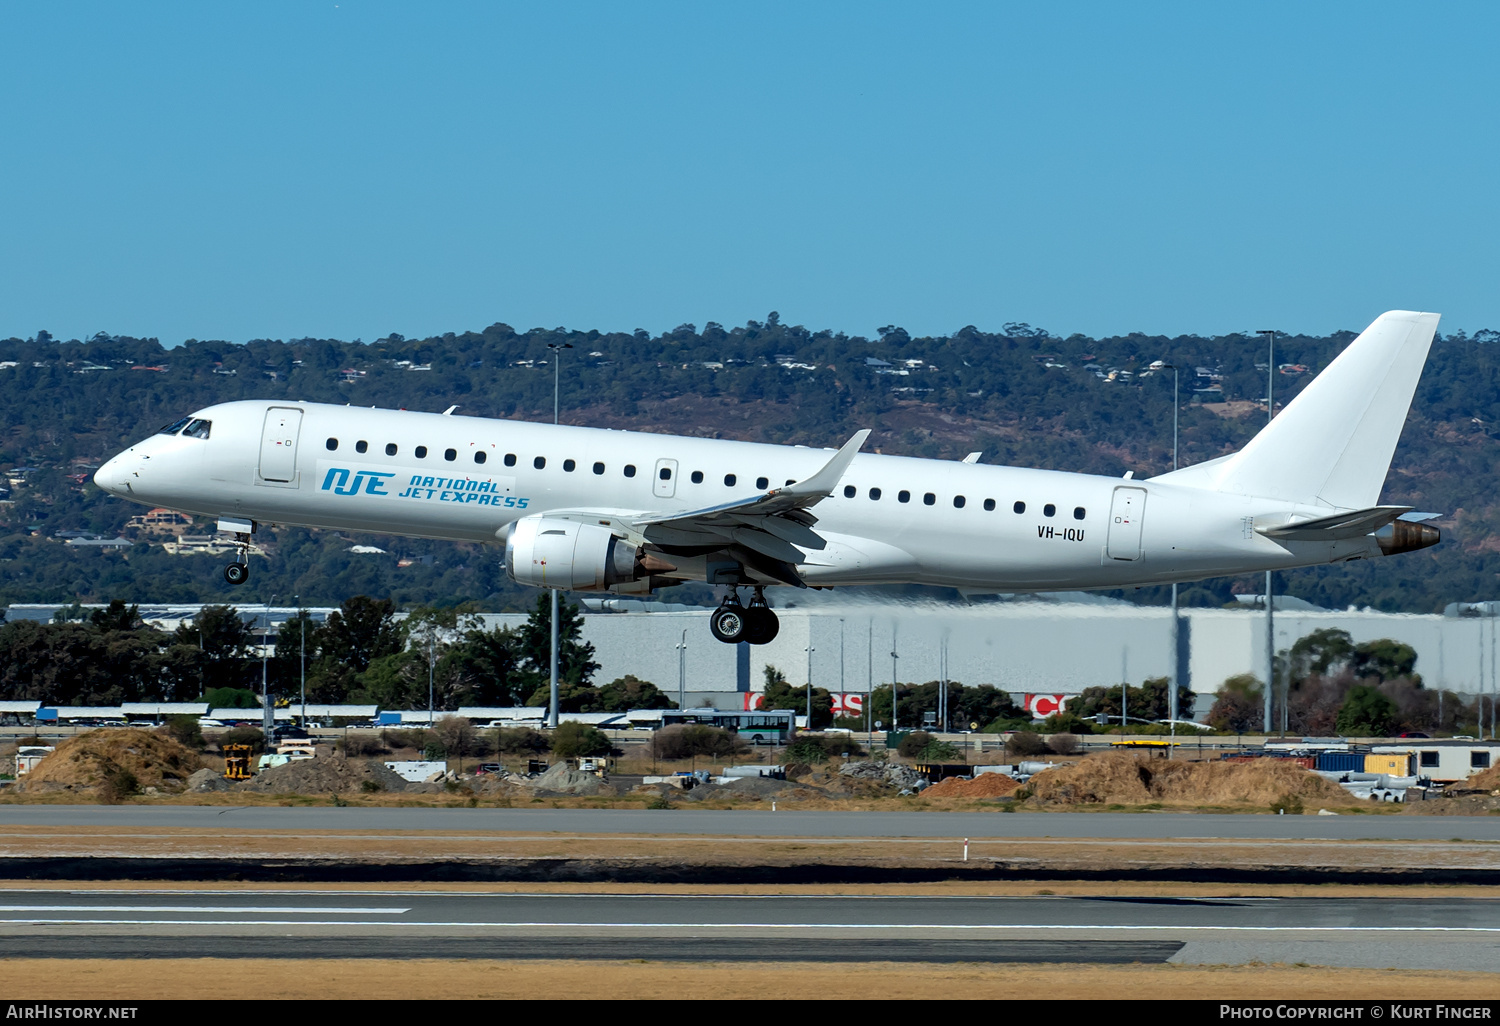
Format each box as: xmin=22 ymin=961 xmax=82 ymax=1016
xmin=676 ymin=629 xmax=688 ymax=710
xmin=427 ymin=623 xmax=435 ymax=730
xmin=1257 ymin=329 xmax=1278 ymax=733
xmin=297 ymin=595 xmax=306 ymax=729
xmin=804 ymin=635 xmax=815 ymax=729
xmin=260 ymin=595 xmax=277 ymax=736
xmin=1157 ymin=362 xmax=1181 ymax=740
xmin=890 ymin=624 xmax=899 ymax=733
xmin=546 ymin=341 xmax=572 ymax=730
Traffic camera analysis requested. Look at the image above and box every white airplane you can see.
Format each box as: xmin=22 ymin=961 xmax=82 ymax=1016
xmin=95 ymin=310 xmax=1442 ymax=646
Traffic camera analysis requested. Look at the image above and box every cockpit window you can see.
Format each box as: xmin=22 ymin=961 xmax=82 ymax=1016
xmin=180 ymin=419 xmax=212 ymax=440
xmin=158 ymin=417 xmax=192 ymax=435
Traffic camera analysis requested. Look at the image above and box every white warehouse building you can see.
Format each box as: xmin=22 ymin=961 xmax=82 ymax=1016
xmin=482 ymin=597 xmax=1500 ymax=717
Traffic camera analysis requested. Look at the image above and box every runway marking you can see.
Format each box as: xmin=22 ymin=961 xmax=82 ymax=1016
xmin=1 ymin=920 xmax=1499 ymax=932
xmin=0 ymin=905 xmax=409 ymax=914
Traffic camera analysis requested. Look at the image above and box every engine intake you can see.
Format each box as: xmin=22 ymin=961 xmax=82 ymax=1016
xmin=504 ymin=515 xmax=642 ymax=591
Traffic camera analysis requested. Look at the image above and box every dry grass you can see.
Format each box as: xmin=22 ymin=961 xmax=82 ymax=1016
xmin=2 ymin=958 xmax=1497 ymax=1000
xmin=1026 ymin=753 xmax=1349 ymax=807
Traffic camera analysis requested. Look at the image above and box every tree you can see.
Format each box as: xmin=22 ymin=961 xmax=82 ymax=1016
xmin=550 ymin=721 xmax=612 ymax=758
xmin=596 ymin=674 xmax=677 ymax=711
xmin=172 ymin=605 xmax=255 ymax=693
xmin=1207 ymin=674 xmax=1264 ymax=733
xmin=1354 ymin=639 xmax=1419 ymax=684
xmin=1336 ymin=685 xmax=1398 ymax=737
xmin=316 ymin=596 xmax=401 ymax=673
xmin=517 ymin=595 xmax=598 ymax=686
xmin=1286 ymin=628 xmax=1356 ymax=681
xmin=761 ymin=678 xmax=834 ymax=729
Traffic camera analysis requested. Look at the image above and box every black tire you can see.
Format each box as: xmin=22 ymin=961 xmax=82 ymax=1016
xmin=223 ymin=562 xmax=249 ymax=585
xmin=744 ymin=606 xmax=779 ymax=645
xmin=709 ymin=606 xmax=747 ymax=643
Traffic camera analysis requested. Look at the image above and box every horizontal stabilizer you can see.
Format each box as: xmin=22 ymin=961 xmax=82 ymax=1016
xmin=1257 ymin=505 xmax=1411 ymax=541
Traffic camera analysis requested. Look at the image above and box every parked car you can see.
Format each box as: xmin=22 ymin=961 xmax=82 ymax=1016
xmin=1397 ymin=731 xmax=1430 ymax=739
xmin=474 ymin=763 xmax=504 ymax=776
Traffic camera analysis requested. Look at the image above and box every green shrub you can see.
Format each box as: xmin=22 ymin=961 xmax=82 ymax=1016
xmin=918 ymin=738 xmax=960 ymax=760
xmin=651 ymin=725 xmax=746 ymax=759
xmin=1006 ymin=731 xmax=1047 ymax=757
xmin=1040 ymin=711 xmax=1094 ymax=735
xmin=97 ymin=768 xmax=138 ymax=804
xmin=218 ymin=726 xmax=264 ymax=754
xmin=359 ymin=779 xmax=384 ymax=793
xmin=495 ymin=728 xmax=552 ymax=754
xmin=1270 ymin=792 xmax=1305 ymax=815
xmin=159 ymin=716 xmax=203 ymax=750
xmin=896 ymin=731 xmax=933 ymax=758
xmin=784 ymin=737 xmax=831 ymax=764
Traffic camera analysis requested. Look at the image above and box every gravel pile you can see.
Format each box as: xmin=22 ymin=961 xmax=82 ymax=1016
xmin=237 ymin=757 xmax=411 ymax=793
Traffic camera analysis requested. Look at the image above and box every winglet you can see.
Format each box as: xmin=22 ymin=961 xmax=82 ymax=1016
xmin=775 ymin=429 xmax=871 ymax=499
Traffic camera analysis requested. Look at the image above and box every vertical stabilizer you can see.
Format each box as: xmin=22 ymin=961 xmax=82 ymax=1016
xmin=1156 ymin=310 xmax=1438 ymax=509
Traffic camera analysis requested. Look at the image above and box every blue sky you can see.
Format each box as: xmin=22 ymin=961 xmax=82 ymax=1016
xmin=2 ymin=2 xmax=1496 ymax=344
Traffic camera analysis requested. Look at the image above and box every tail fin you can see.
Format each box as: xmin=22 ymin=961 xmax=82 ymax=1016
xmin=1154 ymin=310 xmax=1439 ymax=509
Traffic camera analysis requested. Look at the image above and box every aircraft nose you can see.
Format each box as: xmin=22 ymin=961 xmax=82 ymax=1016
xmin=94 ymin=453 xmax=131 ymax=495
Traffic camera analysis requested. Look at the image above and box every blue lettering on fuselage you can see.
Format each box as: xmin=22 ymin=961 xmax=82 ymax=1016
xmin=321 ymin=468 xmax=396 ymax=496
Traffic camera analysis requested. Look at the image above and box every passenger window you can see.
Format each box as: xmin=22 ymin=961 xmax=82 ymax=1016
xmin=898 ymin=490 xmax=910 ymax=503
xmin=534 ymin=456 xmax=546 ymax=470
xmin=475 ymin=451 xmax=487 ymax=465
xmin=923 ymin=492 xmax=936 ymax=506
xmin=691 ymin=470 xmax=704 ymax=484
xmin=1074 ymin=506 xmax=1086 ymax=520
xmin=564 ymin=459 xmax=576 ymax=472
xmin=181 ymin=419 xmax=211 ymax=439
xmin=724 ymin=474 xmax=737 ymax=487
xmin=953 ymin=495 xmax=966 ymax=508
xmin=843 ymin=485 xmax=856 ymax=498
xmin=1013 ymin=501 xmax=1026 ymax=514
xmin=983 ymin=498 xmax=995 ymax=511
xmin=355 ymin=440 xmax=368 ymax=454
xmin=659 ymin=467 xmax=672 ymax=481
xmin=504 ymin=453 xmax=516 ymax=467
xmin=593 ymin=462 xmax=605 ymax=475
xmin=444 ymin=449 xmax=457 ymax=462
xmin=1044 ymin=503 xmax=1056 ymax=517
xmin=385 ymin=443 xmax=397 ymax=456
xmin=756 ymin=476 xmax=768 ymax=489
xmin=415 ymin=446 xmax=427 ymax=459
xmin=870 ymin=487 xmax=882 ymax=500
xmin=325 ymin=438 xmax=338 ymax=451
xmin=624 ymin=464 xmax=637 ymax=478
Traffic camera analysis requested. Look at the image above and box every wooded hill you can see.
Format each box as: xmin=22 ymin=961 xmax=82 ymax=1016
xmin=0 ymin=313 xmax=1494 ymax=612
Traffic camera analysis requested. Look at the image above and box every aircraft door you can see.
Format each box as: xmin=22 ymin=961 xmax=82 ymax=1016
xmin=1106 ymin=486 xmax=1146 ymax=560
xmin=258 ymin=407 xmax=304 ymax=484
xmin=653 ymin=458 xmax=678 ymax=498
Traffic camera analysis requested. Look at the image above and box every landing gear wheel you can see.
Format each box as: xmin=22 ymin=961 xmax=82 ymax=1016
xmin=223 ymin=562 xmax=249 ymax=585
xmin=743 ymin=591 xmax=779 ymax=644
xmin=709 ymin=603 xmax=748 ymax=644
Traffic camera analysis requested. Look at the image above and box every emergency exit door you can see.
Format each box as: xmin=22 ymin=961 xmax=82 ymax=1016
xmin=258 ymin=407 xmax=303 ymax=484
xmin=1106 ymin=486 xmax=1146 ymax=560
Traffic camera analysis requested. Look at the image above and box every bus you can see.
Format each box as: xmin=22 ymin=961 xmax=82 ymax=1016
xmin=661 ymin=709 xmax=797 ymax=746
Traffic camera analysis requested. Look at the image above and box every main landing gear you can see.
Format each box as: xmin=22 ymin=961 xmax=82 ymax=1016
xmin=222 ymin=532 xmax=252 ymax=585
xmin=709 ymin=587 xmax=779 ymax=645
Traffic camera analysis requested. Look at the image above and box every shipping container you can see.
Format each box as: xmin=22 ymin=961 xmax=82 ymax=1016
xmin=1365 ymin=753 xmax=1414 ymax=776
xmin=1316 ymin=751 xmax=1366 ymax=773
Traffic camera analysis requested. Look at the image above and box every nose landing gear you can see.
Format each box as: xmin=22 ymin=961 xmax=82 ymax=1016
xmin=708 ymin=588 xmax=778 ymax=645
xmin=222 ymin=532 xmax=252 ymax=585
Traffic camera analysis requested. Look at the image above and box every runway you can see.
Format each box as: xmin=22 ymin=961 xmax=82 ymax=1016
xmin=1 ymin=888 xmax=1495 ymax=970
xmin=4 ymin=806 xmax=1499 ymax=841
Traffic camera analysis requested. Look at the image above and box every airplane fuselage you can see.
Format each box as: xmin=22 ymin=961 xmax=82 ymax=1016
xmin=95 ymin=399 xmax=1384 ymax=592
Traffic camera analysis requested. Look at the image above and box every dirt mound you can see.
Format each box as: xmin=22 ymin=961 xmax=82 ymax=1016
xmin=1025 ymin=753 xmax=1348 ymax=806
xmin=922 ymin=773 xmax=1021 ymax=799
xmin=237 ymin=757 xmax=411 ymax=794
xmin=1463 ymin=763 xmax=1500 ymax=791
xmin=22 ymin=729 xmax=204 ymax=789
xmin=185 ymin=768 xmax=233 ymax=793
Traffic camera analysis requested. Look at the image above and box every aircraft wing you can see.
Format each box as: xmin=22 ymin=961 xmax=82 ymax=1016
xmin=628 ymin=428 xmax=872 ymax=586
xmin=1256 ymin=505 xmax=1413 ymax=541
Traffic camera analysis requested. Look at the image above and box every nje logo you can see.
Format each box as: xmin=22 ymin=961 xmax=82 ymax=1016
xmin=321 ymin=468 xmax=396 ymax=496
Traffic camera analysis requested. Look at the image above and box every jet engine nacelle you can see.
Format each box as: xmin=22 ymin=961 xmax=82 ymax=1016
xmin=503 ymin=515 xmax=641 ymax=592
